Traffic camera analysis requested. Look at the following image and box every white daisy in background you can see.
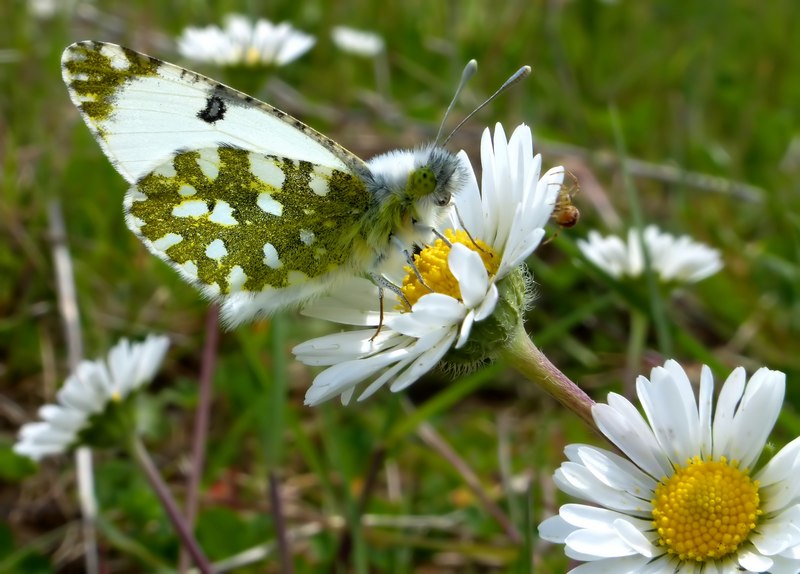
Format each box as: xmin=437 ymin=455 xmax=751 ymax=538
xmin=176 ymin=15 xmax=315 ymax=67
xmin=539 ymin=359 xmax=800 ymax=573
xmin=14 ymin=335 xmax=170 ymax=461
xmin=331 ymin=26 xmax=385 ymax=57
xmin=577 ymin=225 xmax=722 ymax=284
xmin=294 ymin=123 xmax=565 ymax=405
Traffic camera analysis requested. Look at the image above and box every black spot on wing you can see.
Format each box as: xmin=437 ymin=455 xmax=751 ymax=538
xmin=197 ymin=95 xmax=227 ymax=124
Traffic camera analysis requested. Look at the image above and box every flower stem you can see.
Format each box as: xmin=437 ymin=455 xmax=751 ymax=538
xmin=131 ymin=437 xmax=214 ymax=574
xmin=179 ymin=304 xmax=220 ymax=574
xmin=49 ymin=199 xmax=99 ymax=574
xmin=501 ymin=323 xmax=597 ymax=432
xmin=625 ymin=309 xmax=648 ymax=399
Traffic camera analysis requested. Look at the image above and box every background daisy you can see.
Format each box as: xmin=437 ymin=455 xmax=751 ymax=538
xmin=14 ymin=335 xmax=170 ymax=461
xmin=177 ymin=15 xmax=315 ymax=67
xmin=577 ymin=225 xmax=723 ymax=285
xmin=539 ymin=359 xmax=800 ymax=573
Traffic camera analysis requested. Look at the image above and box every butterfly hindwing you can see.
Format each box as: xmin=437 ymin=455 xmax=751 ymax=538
xmin=61 ymin=41 xmax=368 ymax=183
xmin=125 ymin=147 xmax=372 ymax=300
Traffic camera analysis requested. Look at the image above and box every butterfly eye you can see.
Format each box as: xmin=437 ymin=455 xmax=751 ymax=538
xmin=435 ymin=191 xmax=451 ymax=207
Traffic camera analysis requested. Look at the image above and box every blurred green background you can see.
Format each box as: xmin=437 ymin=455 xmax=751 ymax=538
xmin=2 ymin=0 xmax=800 ymax=572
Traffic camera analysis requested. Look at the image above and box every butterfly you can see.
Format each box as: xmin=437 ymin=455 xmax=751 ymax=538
xmin=61 ymin=41 xmax=470 ymax=326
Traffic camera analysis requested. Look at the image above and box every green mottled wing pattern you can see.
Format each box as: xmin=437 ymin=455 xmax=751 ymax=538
xmin=125 ymin=147 xmax=371 ymax=300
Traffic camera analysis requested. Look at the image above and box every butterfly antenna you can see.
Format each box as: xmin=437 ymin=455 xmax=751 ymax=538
xmin=434 ymin=59 xmax=479 ymax=147
xmin=442 ymin=65 xmax=531 ymax=147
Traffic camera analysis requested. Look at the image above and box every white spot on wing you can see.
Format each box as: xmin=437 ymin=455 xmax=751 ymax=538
xmin=205 ymin=238 xmax=227 ymax=260
xmin=129 ymin=189 xmax=147 ymax=202
xmin=152 ymin=233 xmax=183 ymax=251
xmin=179 ymin=184 xmax=197 ymax=197
xmin=250 ymin=154 xmax=285 ymax=188
xmin=309 ymin=176 xmax=329 ymax=197
xmin=99 ymin=44 xmax=130 ymax=70
xmin=208 ymin=200 xmax=237 ymax=225
xmin=179 ymin=260 xmax=198 ymax=280
xmin=154 ymin=163 xmax=177 ymax=177
xmin=299 ymin=229 xmax=315 ymax=245
xmin=228 ymin=265 xmax=247 ymax=292
xmin=309 ymin=165 xmax=334 ymax=196
xmin=197 ymin=148 xmax=220 ymax=180
xmin=173 ymin=199 xmax=208 ymax=217
xmin=263 ymin=243 xmax=282 ymax=269
xmin=129 ymin=216 xmax=145 ymax=231
xmin=257 ymin=193 xmax=283 ymax=216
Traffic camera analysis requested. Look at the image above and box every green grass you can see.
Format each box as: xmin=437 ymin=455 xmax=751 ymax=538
xmin=2 ymin=0 xmax=800 ymax=571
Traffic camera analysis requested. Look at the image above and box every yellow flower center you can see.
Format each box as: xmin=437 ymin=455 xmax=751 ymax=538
xmin=399 ymin=229 xmax=499 ymax=310
xmin=651 ymin=456 xmax=761 ymax=562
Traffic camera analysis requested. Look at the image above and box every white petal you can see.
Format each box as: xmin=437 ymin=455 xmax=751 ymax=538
xmin=455 ymin=310 xmax=475 ymax=349
xmin=566 ymin=444 xmax=657 ymax=495
xmin=389 ymin=329 xmax=457 ymax=392
xmin=697 ymin=364 xmax=715 ymax=457
xmin=712 ymin=367 xmax=747 ymax=457
xmin=38 ymin=405 xmax=85 ymax=432
xmin=304 ymin=347 xmax=412 ymax=405
xmin=554 ymin=463 xmax=652 ymax=516
xmin=613 ymin=518 xmax=657 ymax=557
xmin=538 ymin=514 xmax=574 ymax=542
xmin=385 ymin=294 xmax=464 ymax=337
xmin=448 ymin=243 xmax=489 ymax=308
xmin=637 ymin=364 xmax=698 ymax=465
xmin=479 ymin=126 xmax=499 ymax=246
xmin=499 ymin=227 xmax=547 ymax=278
xmin=593 ymin=395 xmax=673 ymax=479
xmin=569 ymin=556 xmax=651 ymax=574
xmin=293 ymin=330 xmax=400 ymax=365
xmin=356 ymin=360 xmax=409 ymax=402
xmin=727 ymin=368 xmax=785 ymax=469
xmin=14 ymin=441 xmax=68 ymax=461
xmin=451 ymin=150 xmax=483 ymax=238
xmin=559 ymin=503 xmax=653 ymax=533
xmin=737 ymin=548 xmax=773 ymax=572
xmin=750 ymin=507 xmax=800 ymax=555
xmin=757 ymin=437 xmax=800 ymax=513
xmin=564 ymin=528 xmax=638 ymax=558
xmin=301 ymin=277 xmax=384 ymax=325
xmin=488 ymin=123 xmax=513 ymax=254
xmin=339 ymin=385 xmax=356 ymax=405
xmin=766 ymin=554 xmax=800 ymax=574
xmin=473 ymin=284 xmax=498 ymax=322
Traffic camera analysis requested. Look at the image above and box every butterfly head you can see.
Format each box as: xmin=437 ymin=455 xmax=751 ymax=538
xmin=407 ymin=146 xmax=469 ymax=212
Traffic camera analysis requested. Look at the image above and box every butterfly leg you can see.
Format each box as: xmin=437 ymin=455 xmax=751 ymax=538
xmin=452 ymin=206 xmax=486 ymax=253
xmin=371 ymin=285 xmax=385 ymax=341
xmin=368 ymin=273 xmax=411 ymax=341
xmin=403 ymin=249 xmax=434 ymax=293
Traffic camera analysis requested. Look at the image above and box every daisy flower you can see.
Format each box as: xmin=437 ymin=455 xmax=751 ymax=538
xmin=577 ymin=225 xmax=722 ymax=284
xmin=293 ymin=123 xmax=565 ymax=405
xmin=539 ymin=359 xmax=800 ymax=573
xmin=176 ymin=15 xmax=315 ymax=67
xmin=14 ymin=335 xmax=170 ymax=461
xmin=331 ymin=26 xmax=385 ymax=57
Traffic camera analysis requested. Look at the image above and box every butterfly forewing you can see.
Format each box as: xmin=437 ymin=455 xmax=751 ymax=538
xmin=61 ymin=41 xmax=367 ymax=183
xmin=125 ymin=147 xmax=371 ymax=297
